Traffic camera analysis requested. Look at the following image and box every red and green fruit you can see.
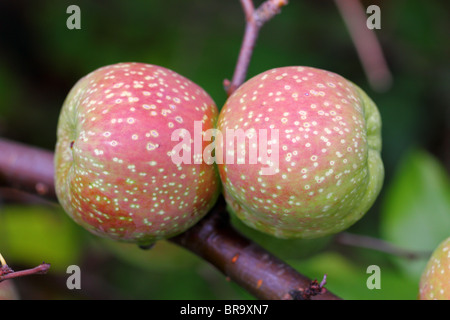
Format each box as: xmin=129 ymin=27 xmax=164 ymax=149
xmin=55 ymin=62 xmax=220 ymax=245
xmin=216 ymin=66 xmax=384 ymax=239
xmin=419 ymin=237 xmax=450 ymax=300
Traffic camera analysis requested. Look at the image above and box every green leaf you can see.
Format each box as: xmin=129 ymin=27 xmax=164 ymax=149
xmin=290 ymin=252 xmax=418 ymax=300
xmin=99 ymin=238 xmax=201 ymax=272
xmin=380 ymin=149 xmax=450 ymax=279
xmin=0 ymin=205 xmax=82 ymax=272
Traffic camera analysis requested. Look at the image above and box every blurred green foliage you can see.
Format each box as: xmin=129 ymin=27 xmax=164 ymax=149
xmin=0 ymin=205 xmax=82 ymax=272
xmin=381 ymin=149 xmax=450 ymax=280
xmin=290 ymin=251 xmax=419 ymax=300
xmin=0 ymin=0 xmax=449 ymax=299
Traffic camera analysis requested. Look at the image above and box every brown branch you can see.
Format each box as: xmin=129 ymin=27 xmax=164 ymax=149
xmin=0 ymin=137 xmax=341 ymax=300
xmin=0 ymin=139 xmax=56 ymax=201
xmin=171 ymin=198 xmax=338 ymax=300
xmin=334 ymin=0 xmax=392 ymax=92
xmin=224 ymin=0 xmax=288 ymax=96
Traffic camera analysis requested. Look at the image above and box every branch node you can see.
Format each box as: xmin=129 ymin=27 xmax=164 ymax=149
xmin=289 ymin=274 xmax=328 ymax=300
xmin=0 ymin=255 xmax=51 ymax=283
xmin=254 ymin=0 xmax=288 ymax=27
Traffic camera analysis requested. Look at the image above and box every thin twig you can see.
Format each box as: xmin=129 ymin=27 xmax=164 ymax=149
xmin=0 ymin=253 xmax=50 ymax=283
xmin=240 ymin=0 xmax=255 ymax=21
xmin=334 ymin=232 xmax=432 ymax=260
xmin=0 ymin=263 xmax=51 ymax=282
xmin=334 ymin=0 xmax=392 ymax=92
xmin=224 ymin=0 xmax=288 ymax=96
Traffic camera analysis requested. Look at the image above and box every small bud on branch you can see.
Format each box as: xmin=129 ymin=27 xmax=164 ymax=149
xmin=0 ymin=253 xmax=50 ymax=283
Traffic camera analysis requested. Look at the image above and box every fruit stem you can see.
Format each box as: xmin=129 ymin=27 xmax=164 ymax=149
xmin=224 ymin=0 xmax=288 ymax=96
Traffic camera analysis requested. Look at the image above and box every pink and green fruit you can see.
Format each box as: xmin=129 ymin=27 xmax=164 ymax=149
xmin=419 ymin=237 xmax=450 ymax=300
xmin=55 ymin=62 xmax=220 ymax=245
xmin=217 ymin=66 xmax=384 ymax=239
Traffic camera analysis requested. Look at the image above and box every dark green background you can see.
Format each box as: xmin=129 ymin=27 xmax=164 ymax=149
xmin=0 ymin=0 xmax=449 ymax=299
